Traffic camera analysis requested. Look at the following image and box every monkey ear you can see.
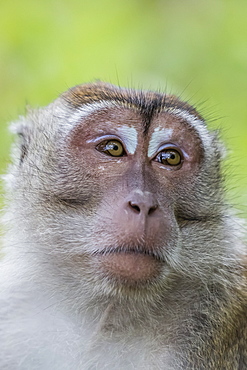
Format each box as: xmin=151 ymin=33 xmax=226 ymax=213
xmin=10 ymin=115 xmax=32 ymax=165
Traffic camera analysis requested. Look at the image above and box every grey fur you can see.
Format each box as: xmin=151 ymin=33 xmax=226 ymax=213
xmin=0 ymin=83 xmax=246 ymax=369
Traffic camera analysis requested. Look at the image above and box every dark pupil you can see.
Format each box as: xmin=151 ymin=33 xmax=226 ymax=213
xmin=112 ymin=145 xmax=119 ymax=151
xmin=169 ymin=153 xmax=175 ymax=159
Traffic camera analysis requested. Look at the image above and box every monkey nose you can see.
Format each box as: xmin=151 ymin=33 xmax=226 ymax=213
xmin=127 ymin=191 xmax=158 ymax=217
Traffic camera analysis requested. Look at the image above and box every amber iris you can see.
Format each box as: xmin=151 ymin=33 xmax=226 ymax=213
xmin=97 ymin=140 xmax=125 ymax=157
xmin=158 ymin=149 xmax=181 ymax=166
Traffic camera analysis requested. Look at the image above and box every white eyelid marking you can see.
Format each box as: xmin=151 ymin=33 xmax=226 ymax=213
xmin=117 ymin=126 xmax=138 ymax=154
xmin=148 ymin=127 xmax=174 ymax=158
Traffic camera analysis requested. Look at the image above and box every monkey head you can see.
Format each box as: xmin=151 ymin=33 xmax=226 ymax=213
xmin=9 ymin=82 xmax=224 ymax=301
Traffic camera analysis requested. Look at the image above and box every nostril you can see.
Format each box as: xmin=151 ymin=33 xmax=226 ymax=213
xmin=127 ymin=191 xmax=158 ymax=217
xmin=148 ymin=205 xmax=158 ymax=216
xmin=129 ymin=201 xmax=141 ymax=214
xmin=128 ymin=201 xmax=158 ymax=216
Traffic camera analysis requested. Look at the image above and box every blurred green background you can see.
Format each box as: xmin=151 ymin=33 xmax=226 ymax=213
xmin=0 ymin=0 xmax=247 ymax=213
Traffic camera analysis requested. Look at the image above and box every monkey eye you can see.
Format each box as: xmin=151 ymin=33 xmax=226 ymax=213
xmin=156 ymin=149 xmax=182 ymax=167
xmin=96 ymin=140 xmax=126 ymax=157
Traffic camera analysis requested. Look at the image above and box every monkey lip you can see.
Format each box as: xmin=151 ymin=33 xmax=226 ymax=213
xmin=94 ymin=248 xmax=164 ymax=282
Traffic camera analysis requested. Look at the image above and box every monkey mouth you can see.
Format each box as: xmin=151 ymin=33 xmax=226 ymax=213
xmin=92 ymin=246 xmax=164 ymax=282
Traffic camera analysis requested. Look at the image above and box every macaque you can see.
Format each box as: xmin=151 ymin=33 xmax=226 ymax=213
xmin=0 ymin=82 xmax=246 ymax=369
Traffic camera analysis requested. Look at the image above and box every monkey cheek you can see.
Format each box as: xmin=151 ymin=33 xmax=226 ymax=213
xmin=97 ymin=253 xmax=163 ymax=283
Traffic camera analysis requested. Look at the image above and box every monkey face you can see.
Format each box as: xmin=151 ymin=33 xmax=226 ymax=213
xmin=62 ymin=103 xmax=202 ymax=285
xmin=14 ymin=83 xmax=222 ymax=297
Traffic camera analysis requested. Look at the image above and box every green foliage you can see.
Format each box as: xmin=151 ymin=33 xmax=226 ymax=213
xmin=0 ymin=0 xmax=247 ymax=210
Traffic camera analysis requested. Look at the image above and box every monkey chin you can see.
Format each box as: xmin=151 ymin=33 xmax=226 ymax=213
xmin=98 ymin=251 xmax=163 ymax=283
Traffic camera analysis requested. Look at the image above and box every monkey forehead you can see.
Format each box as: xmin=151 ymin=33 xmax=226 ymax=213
xmin=60 ymin=87 xmax=213 ymax=152
xmin=63 ymin=100 xmax=141 ymax=132
xmin=61 ymin=81 xmax=204 ymax=123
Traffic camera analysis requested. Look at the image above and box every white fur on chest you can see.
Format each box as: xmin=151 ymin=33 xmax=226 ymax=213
xmin=1 ymin=286 xmax=175 ymax=370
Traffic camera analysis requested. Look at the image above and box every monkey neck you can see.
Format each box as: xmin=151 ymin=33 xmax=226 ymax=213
xmin=32 ymin=267 xmax=242 ymax=340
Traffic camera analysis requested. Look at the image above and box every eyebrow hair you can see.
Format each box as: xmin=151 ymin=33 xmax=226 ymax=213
xmin=62 ymin=82 xmax=204 ymax=135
